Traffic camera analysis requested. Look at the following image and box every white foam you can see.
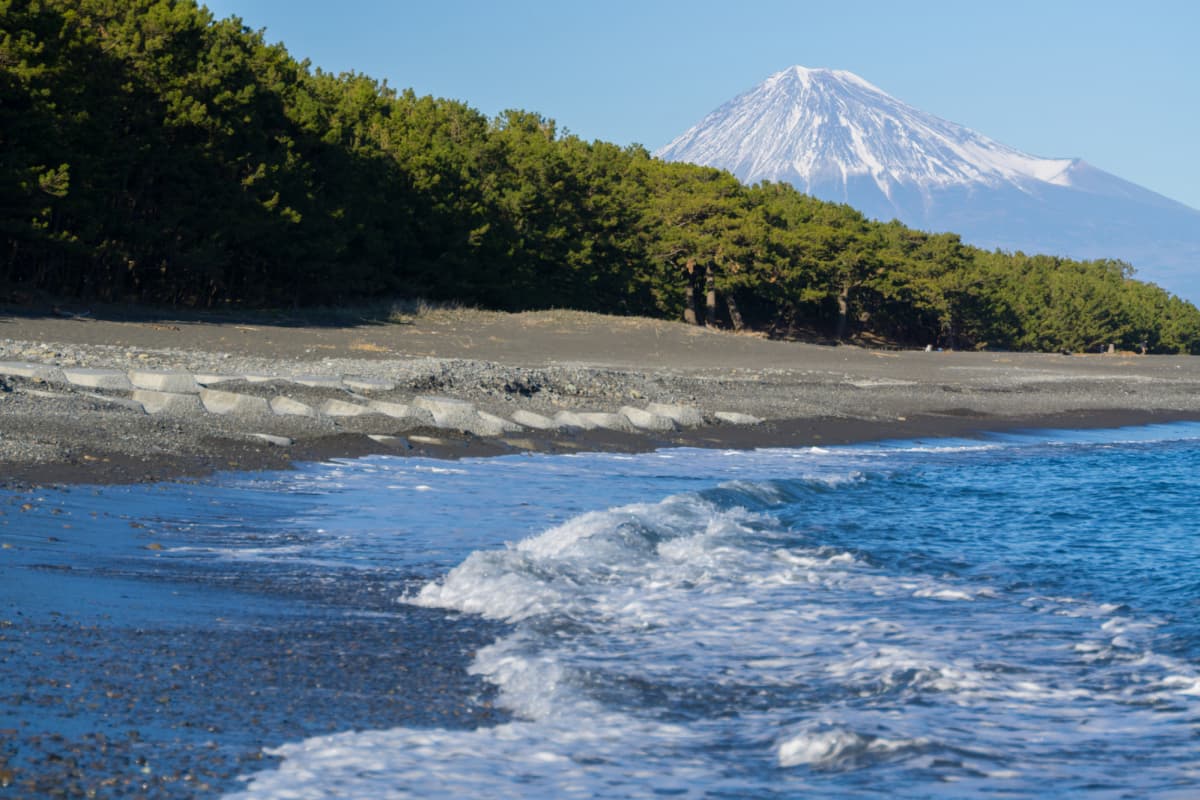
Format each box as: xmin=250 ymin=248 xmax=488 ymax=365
xmin=912 ymin=586 xmax=975 ymax=601
xmin=777 ymin=723 xmax=927 ymax=769
xmin=224 ymin=432 xmax=1200 ymax=797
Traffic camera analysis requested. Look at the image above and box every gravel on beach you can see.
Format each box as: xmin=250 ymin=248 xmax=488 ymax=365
xmin=3 ymin=305 xmax=1200 ymax=486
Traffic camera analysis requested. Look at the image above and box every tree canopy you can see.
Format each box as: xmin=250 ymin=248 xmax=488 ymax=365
xmin=3 ymin=0 xmax=1198 ymax=353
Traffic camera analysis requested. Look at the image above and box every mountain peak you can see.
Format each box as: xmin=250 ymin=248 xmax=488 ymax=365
xmin=769 ymin=65 xmax=880 ymax=92
xmin=656 ymin=66 xmax=1076 ymax=202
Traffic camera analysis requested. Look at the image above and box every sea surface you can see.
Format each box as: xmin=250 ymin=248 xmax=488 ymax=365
xmin=3 ymin=423 xmax=1200 ymax=798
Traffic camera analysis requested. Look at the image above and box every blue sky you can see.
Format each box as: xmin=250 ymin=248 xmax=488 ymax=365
xmin=202 ymin=0 xmax=1199 ymax=210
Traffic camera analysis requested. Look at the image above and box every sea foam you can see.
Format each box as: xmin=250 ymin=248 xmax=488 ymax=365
xmin=229 ymin=427 xmax=1200 ymax=798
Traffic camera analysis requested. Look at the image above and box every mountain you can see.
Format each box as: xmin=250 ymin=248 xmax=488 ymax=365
xmin=656 ymin=66 xmax=1200 ymax=302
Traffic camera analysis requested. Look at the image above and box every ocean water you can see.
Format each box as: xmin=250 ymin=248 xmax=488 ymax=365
xmin=5 ymin=423 xmax=1200 ymax=798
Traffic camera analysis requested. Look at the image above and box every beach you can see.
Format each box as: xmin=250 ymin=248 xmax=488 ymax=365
xmin=3 ymin=305 xmax=1200 ymax=486
xmin=5 ymin=305 xmax=1200 ymax=797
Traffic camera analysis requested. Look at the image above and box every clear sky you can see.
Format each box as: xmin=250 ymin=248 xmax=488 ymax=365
xmin=201 ymin=0 xmax=1200 ymax=210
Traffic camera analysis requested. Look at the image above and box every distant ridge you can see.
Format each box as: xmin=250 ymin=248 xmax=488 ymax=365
xmin=657 ymin=66 xmax=1200 ymax=302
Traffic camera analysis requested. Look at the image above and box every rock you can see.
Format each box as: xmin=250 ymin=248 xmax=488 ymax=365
xmin=131 ymin=390 xmax=204 ymax=415
xmin=714 ymin=411 xmax=764 ymax=425
xmin=619 ymin=406 xmax=677 ymax=432
xmin=367 ymin=401 xmax=436 ymax=426
xmin=292 ymin=375 xmax=344 ymax=389
xmin=0 ymin=361 xmax=65 ymax=383
xmin=511 ymin=409 xmax=560 ymax=430
xmin=409 ymin=434 xmax=448 ymax=446
xmin=410 ymin=396 xmax=521 ymax=436
xmin=319 ymin=398 xmax=371 ymax=418
xmin=241 ymin=374 xmax=277 ymax=384
xmin=193 ymin=374 xmax=236 ymax=386
xmin=367 ymin=434 xmax=407 ymax=446
xmin=553 ymin=410 xmax=598 ymax=430
xmin=19 ymin=388 xmax=70 ymax=400
xmin=62 ymin=368 xmax=132 ymax=391
xmin=248 ymin=433 xmax=293 ymax=447
xmin=413 ymin=396 xmax=480 ymax=430
xmin=269 ymin=396 xmax=317 ymax=417
xmin=82 ymin=392 xmax=146 ymax=413
xmin=344 ymin=377 xmax=395 ymax=392
xmin=477 ymin=411 xmax=524 ymax=434
xmin=128 ymin=370 xmax=199 ymax=393
xmin=576 ymin=411 xmax=634 ymax=432
xmin=199 ymin=389 xmax=271 ymax=417
xmin=645 ymin=402 xmax=704 ymax=427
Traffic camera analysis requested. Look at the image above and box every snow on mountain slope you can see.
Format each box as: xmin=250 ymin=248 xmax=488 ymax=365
xmin=656 ymin=66 xmax=1200 ymax=302
xmin=658 ymin=66 xmax=1074 ymax=196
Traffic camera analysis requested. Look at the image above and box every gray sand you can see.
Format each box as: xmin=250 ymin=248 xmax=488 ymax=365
xmin=3 ymin=306 xmax=1200 ymax=485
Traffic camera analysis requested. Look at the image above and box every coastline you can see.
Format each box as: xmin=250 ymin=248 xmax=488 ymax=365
xmin=5 ymin=305 xmax=1200 ymax=487
xmin=5 ymin=305 xmax=1200 ymax=797
xmin=5 ymin=408 xmax=1200 ymax=490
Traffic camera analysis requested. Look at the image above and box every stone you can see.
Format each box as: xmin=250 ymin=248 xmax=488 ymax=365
xmin=645 ymin=402 xmax=705 ymax=427
xmin=270 ymin=396 xmax=317 ymax=417
xmin=128 ymin=370 xmax=199 ymax=393
xmin=576 ymin=411 xmax=634 ymax=432
xmin=409 ymin=434 xmax=448 ymax=446
xmin=511 ymin=409 xmax=560 ymax=430
xmin=19 ymin=388 xmax=71 ymax=400
xmin=292 ymin=375 xmax=344 ymax=389
xmin=477 ymin=411 xmax=523 ymax=434
xmin=409 ymin=396 xmax=519 ymax=437
xmin=62 ymin=368 xmax=132 ymax=391
xmin=132 ymin=390 xmax=204 ymax=415
xmin=319 ymin=398 xmax=371 ymax=417
xmin=248 ymin=433 xmax=293 ymax=447
xmin=0 ymin=361 xmax=64 ymax=383
xmin=345 ymin=377 xmax=395 ymax=392
xmin=82 ymin=392 xmax=146 ymax=413
xmin=413 ymin=396 xmax=480 ymax=430
xmin=241 ymin=374 xmax=277 ymax=384
xmin=619 ymin=406 xmax=677 ymax=432
xmin=367 ymin=401 xmax=436 ymax=426
xmin=553 ymin=410 xmax=598 ymax=430
xmin=714 ymin=411 xmax=764 ymax=425
xmin=193 ymin=374 xmax=236 ymax=386
xmin=199 ymin=389 xmax=270 ymax=417
xmin=367 ymin=434 xmax=407 ymax=446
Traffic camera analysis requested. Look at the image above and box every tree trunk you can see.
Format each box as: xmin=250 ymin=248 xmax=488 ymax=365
xmin=726 ymin=293 xmax=745 ymax=332
xmin=835 ymin=281 xmax=851 ymax=341
xmin=704 ymin=262 xmax=717 ymax=327
xmin=944 ymin=321 xmax=958 ymax=351
xmin=682 ymin=258 xmax=699 ymax=325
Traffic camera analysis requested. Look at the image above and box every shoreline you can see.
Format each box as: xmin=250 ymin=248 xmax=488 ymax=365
xmin=5 ymin=306 xmax=1200 ymax=798
xmin=5 ymin=407 xmax=1200 ymax=490
xmin=5 ymin=306 xmax=1200 ymax=488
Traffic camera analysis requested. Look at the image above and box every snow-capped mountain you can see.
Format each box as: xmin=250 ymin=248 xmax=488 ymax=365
xmin=657 ymin=66 xmax=1200 ymax=302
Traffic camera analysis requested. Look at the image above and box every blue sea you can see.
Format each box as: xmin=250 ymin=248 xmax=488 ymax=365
xmin=4 ymin=423 xmax=1200 ymax=798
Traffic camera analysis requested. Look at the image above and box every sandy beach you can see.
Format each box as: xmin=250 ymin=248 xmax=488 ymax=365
xmin=4 ymin=304 xmax=1200 ymax=486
